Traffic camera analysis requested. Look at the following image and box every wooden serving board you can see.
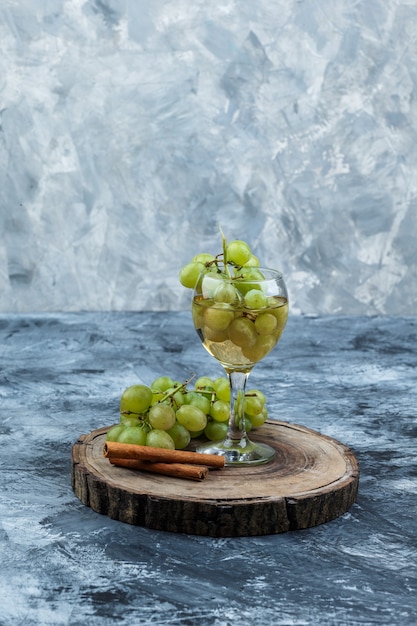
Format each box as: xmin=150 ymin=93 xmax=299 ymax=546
xmin=71 ymin=420 xmax=359 ymax=537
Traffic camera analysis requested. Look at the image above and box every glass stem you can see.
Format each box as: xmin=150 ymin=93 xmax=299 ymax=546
xmin=226 ymin=370 xmax=249 ymax=443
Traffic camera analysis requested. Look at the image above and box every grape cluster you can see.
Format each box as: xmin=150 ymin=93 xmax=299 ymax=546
xmin=180 ymin=232 xmax=288 ymax=367
xmin=106 ymin=376 xmax=269 ymax=450
xmin=179 ymin=236 xmax=261 ymax=290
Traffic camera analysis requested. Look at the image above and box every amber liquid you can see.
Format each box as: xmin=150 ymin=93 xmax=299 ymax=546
xmin=192 ymin=295 xmax=288 ymax=371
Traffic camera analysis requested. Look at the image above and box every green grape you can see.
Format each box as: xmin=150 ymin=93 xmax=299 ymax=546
xmin=226 ymin=240 xmax=252 ymax=266
xmin=204 ymin=325 xmax=229 ymax=342
xmin=228 ymin=317 xmax=257 ymax=348
xmin=176 ymin=404 xmax=207 ymax=432
xmin=120 ymin=415 xmax=144 ymax=427
xmin=179 ymin=261 xmax=205 ymax=289
xmin=194 ymin=376 xmax=214 ymax=391
xmin=188 ymin=428 xmax=205 ymax=438
xmin=254 ymin=312 xmax=278 ymax=335
xmin=117 ymin=425 xmax=148 ymax=446
xmin=244 ymin=289 xmax=268 ymax=309
xmin=244 ymin=394 xmax=264 ymax=417
xmin=151 ymin=391 xmax=164 ymax=404
xmin=120 ymin=384 xmax=153 ymax=415
xmin=166 ymin=387 xmax=185 ymax=409
xmin=249 ymin=408 xmax=267 ymax=428
xmin=106 ymin=424 xmax=126 ymax=442
xmin=166 ymin=423 xmax=191 ymax=450
xmin=213 ymin=282 xmax=239 ymax=305
xmin=148 ymin=403 xmax=176 ymax=430
xmin=184 ymin=391 xmax=211 ymax=415
xmin=213 ymin=377 xmax=230 ymax=402
xmin=234 ymin=267 xmax=265 ymax=281
xmin=151 ymin=376 xmax=175 ymax=391
xmin=146 ymin=429 xmax=175 ymax=449
xmin=191 ymin=300 xmax=205 ymax=329
xmin=200 ymin=271 xmax=228 ymax=298
xmin=205 ymin=421 xmax=228 ymax=441
xmin=192 ymin=253 xmax=215 ymax=264
xmin=242 ymin=334 xmax=277 ymax=361
xmin=244 ymin=417 xmax=253 ymax=433
xmin=270 ymin=299 xmax=289 ymax=329
xmin=204 ymin=304 xmax=234 ymax=331
xmin=209 ymin=399 xmax=230 ymax=422
xmin=250 ymin=388 xmax=266 ymax=405
xmin=232 ymin=268 xmax=265 ymax=296
xmin=244 ymin=254 xmax=260 ymax=267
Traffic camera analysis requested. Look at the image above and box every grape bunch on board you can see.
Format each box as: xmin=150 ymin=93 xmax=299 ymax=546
xmin=106 ymin=375 xmax=269 ymax=450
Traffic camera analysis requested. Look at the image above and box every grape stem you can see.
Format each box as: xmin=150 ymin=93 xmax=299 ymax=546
xmin=152 ymin=373 xmax=196 ymax=405
xmin=219 ymin=225 xmax=232 ymax=279
xmin=206 ymin=254 xmax=223 ymax=271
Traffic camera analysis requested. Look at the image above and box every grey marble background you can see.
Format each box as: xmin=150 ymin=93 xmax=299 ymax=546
xmin=1 ymin=0 xmax=416 ymax=315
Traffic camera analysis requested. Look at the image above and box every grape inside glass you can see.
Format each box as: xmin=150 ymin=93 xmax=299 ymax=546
xmin=192 ymin=267 xmax=288 ymax=465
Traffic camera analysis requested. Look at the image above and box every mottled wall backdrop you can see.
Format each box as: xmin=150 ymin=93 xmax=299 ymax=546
xmin=1 ymin=0 xmax=416 ymax=314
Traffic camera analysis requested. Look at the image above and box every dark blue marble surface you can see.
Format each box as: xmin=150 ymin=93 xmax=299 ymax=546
xmin=1 ymin=312 xmax=416 ymax=625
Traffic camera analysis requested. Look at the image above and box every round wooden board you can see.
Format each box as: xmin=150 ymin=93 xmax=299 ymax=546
xmin=71 ymin=420 xmax=359 ymax=537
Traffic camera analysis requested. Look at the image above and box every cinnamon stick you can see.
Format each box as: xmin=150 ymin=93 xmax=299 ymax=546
xmin=109 ymin=457 xmax=208 ymax=481
xmin=103 ymin=441 xmax=225 ymax=468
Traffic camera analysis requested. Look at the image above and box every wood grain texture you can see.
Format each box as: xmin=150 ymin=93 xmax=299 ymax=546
xmin=72 ymin=420 xmax=359 ymax=537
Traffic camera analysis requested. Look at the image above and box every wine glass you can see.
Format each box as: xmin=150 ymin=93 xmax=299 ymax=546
xmin=191 ymin=266 xmax=288 ymax=465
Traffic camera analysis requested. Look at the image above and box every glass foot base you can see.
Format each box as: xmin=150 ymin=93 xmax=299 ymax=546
xmin=196 ymin=438 xmax=276 ymax=466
